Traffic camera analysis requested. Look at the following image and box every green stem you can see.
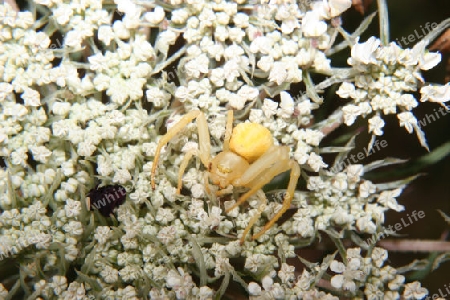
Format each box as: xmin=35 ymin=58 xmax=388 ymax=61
xmin=303 ymin=71 xmax=323 ymax=104
xmin=5 ymin=279 xmax=21 ymax=300
xmin=377 ymin=0 xmax=390 ymax=45
xmin=421 ymin=18 xmax=450 ymax=47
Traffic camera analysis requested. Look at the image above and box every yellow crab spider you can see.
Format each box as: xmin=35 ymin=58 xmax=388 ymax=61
xmin=151 ymin=110 xmax=301 ymax=243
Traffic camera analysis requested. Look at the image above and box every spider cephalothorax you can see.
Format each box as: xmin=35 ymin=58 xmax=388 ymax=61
xmin=151 ymin=110 xmax=300 ymax=243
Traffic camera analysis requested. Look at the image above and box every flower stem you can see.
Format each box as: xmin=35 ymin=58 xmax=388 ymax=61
xmin=377 ymin=0 xmax=390 ymax=45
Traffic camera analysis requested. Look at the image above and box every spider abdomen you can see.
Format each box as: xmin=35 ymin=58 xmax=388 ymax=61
xmin=229 ymin=123 xmax=274 ymax=163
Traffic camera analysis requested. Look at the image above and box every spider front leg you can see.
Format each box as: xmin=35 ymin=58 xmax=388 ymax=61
xmin=251 ymin=159 xmax=300 ymax=241
xmin=226 ymin=146 xmax=301 ymax=242
xmin=226 ymin=146 xmax=291 ymax=211
xmin=176 ymin=148 xmax=197 ymax=194
xmin=239 ymin=190 xmax=267 ymax=244
xmin=151 ymin=110 xmax=212 ymax=190
xmin=223 ymin=110 xmax=233 ymax=151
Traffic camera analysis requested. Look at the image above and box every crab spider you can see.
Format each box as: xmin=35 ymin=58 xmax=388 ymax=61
xmin=151 ymin=110 xmax=301 ymax=243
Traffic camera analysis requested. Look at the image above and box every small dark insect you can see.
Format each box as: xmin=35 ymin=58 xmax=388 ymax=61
xmin=87 ymin=184 xmax=127 ymax=216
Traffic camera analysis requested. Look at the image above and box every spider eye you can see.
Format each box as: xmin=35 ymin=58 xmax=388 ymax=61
xmin=217 ymin=164 xmax=232 ymax=174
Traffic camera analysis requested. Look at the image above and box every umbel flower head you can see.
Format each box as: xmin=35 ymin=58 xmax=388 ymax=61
xmin=338 ymin=37 xmax=449 ymax=150
xmin=0 ymin=0 xmax=449 ymax=299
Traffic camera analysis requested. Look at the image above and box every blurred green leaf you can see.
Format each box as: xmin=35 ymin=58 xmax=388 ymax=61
xmin=364 ymin=140 xmax=450 ymax=180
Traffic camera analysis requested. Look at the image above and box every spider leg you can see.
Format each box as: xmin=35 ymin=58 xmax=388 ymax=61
xmin=177 ymin=145 xmax=216 ymax=196
xmin=223 ymin=110 xmax=233 ymax=151
xmin=152 ymin=110 xmax=214 ymax=193
xmin=227 ymin=157 xmax=290 ymax=241
xmin=203 ymin=172 xmax=211 ymax=195
xmin=226 ymin=146 xmax=290 ymax=212
xmin=240 ymin=190 xmax=267 ymax=244
xmin=251 ymin=159 xmax=300 ymax=241
xmin=225 ymin=146 xmax=300 ymax=242
xmin=151 ymin=110 xmax=201 ymax=190
xmin=177 ymin=148 xmax=198 ymax=194
xmin=216 ymin=185 xmax=233 ymax=196
xmin=196 ymin=110 xmax=212 ymax=167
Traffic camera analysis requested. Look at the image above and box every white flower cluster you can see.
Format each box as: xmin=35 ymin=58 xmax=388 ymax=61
xmin=330 ymin=247 xmax=428 ymax=299
xmin=0 ymin=0 xmax=448 ymax=298
xmin=280 ymin=164 xmax=406 ymax=238
xmin=169 ymin=0 xmax=347 ymax=116
xmin=30 ymin=0 xmax=166 ymax=104
xmin=88 ymin=36 xmax=154 ymax=104
xmin=0 ymin=196 xmax=86 ymax=296
xmin=0 ymin=202 xmax=52 ymax=257
xmin=0 ymin=4 xmax=55 ymax=95
xmin=337 ymin=37 xmax=450 ymax=149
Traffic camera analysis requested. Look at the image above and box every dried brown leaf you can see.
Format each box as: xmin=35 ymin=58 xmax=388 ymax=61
xmin=446 ymin=57 xmax=450 ymax=83
xmin=429 ymin=29 xmax=450 ymax=53
xmin=5 ymin=0 xmax=19 ymax=12
xmin=352 ymin=0 xmax=373 ymax=15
